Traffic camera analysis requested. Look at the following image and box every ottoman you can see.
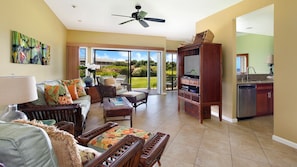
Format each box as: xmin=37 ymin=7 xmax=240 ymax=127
xmin=120 ymin=91 xmax=149 ymax=111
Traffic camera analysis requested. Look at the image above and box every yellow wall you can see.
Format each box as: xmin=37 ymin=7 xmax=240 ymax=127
xmin=197 ymin=0 xmax=297 ymax=145
xmin=67 ymin=30 xmax=168 ymax=48
xmin=196 ymin=0 xmax=273 ymax=120
xmin=274 ymin=0 xmax=297 ymax=144
xmin=0 ymin=0 xmax=67 ymax=83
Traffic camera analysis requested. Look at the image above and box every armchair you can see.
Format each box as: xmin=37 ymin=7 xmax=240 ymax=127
xmin=96 ymin=76 xmax=148 ymax=110
xmin=0 ymin=120 xmax=144 ymax=167
xmin=78 ymin=124 xmax=170 ymax=167
xmin=96 ymin=76 xmax=131 ymax=99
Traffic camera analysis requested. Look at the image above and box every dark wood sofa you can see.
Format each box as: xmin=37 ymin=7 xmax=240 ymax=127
xmin=19 ymin=103 xmax=84 ymax=137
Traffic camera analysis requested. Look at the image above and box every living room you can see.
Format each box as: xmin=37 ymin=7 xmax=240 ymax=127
xmin=1 ymin=0 xmax=297 ymax=165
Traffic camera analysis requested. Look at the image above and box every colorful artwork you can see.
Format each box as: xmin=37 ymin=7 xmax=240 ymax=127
xmin=11 ymin=31 xmax=50 ymax=65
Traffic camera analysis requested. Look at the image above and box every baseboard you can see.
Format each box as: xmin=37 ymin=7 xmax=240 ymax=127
xmin=272 ymin=135 xmax=297 ymax=149
xmin=211 ymin=111 xmax=238 ymax=123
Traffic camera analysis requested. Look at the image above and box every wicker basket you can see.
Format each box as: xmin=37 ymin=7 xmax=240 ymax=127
xmin=193 ymin=29 xmax=214 ymax=44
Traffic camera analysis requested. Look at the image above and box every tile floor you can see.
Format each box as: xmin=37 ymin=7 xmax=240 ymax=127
xmin=85 ymin=91 xmax=297 ymax=167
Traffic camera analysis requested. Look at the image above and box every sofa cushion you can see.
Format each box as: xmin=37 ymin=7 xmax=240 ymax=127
xmin=44 ymin=84 xmax=73 ymax=105
xmin=0 ymin=121 xmax=58 ymax=167
xmin=73 ymin=95 xmax=91 ymax=120
xmin=61 ymin=78 xmax=87 ymax=97
xmin=88 ymin=126 xmax=151 ymax=152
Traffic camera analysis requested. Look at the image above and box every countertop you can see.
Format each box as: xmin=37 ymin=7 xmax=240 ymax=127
xmin=237 ymin=80 xmax=274 ymax=85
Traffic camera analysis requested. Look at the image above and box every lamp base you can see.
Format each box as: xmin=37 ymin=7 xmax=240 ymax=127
xmin=0 ymin=104 xmax=28 ymax=122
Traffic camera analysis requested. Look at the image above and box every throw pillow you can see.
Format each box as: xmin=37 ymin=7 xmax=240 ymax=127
xmin=67 ymin=83 xmax=79 ymax=100
xmin=77 ymin=144 xmax=101 ymax=165
xmin=62 ymin=78 xmax=87 ymax=97
xmin=44 ymin=84 xmax=73 ymax=105
xmin=104 ymin=77 xmax=116 ymax=86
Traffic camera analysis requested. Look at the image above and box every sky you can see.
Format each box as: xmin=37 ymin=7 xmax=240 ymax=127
xmin=79 ymin=48 xmax=177 ymax=63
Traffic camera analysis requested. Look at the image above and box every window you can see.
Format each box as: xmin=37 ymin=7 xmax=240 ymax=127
xmin=79 ymin=47 xmax=87 ymax=65
xmin=166 ymin=52 xmax=177 ymax=90
xmin=79 ymin=47 xmax=87 ymax=77
xmin=236 ymin=53 xmax=248 ymax=74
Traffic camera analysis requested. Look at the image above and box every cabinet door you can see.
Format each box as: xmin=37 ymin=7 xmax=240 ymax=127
xmin=256 ymin=84 xmax=273 ymax=116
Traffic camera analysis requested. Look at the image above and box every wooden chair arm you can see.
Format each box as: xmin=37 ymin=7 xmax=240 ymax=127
xmin=139 ymin=132 xmax=170 ymax=167
xmin=121 ymin=83 xmax=132 ymax=91
xmin=77 ymin=122 xmax=118 ymax=146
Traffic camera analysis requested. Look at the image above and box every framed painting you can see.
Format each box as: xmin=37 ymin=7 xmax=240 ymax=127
xmin=11 ymin=31 xmax=50 ymax=65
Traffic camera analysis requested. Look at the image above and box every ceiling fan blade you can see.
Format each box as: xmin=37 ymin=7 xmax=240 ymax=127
xmin=112 ymin=14 xmax=132 ymax=18
xmin=138 ymin=11 xmax=147 ymax=19
xmin=119 ymin=19 xmax=135 ymax=25
xmin=139 ymin=20 xmax=149 ymax=28
xmin=144 ymin=17 xmax=166 ymax=23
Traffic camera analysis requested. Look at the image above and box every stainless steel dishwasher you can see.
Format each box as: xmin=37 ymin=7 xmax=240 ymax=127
xmin=237 ymin=84 xmax=257 ymax=118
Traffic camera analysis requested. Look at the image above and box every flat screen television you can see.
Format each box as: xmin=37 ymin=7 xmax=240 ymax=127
xmin=184 ymin=55 xmax=200 ymax=78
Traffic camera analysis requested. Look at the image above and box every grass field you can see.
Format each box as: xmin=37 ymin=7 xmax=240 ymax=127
xmin=131 ymin=77 xmax=157 ymax=88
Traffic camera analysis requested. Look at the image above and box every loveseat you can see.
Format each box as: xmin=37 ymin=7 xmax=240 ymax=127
xmin=0 ymin=120 xmax=144 ymax=167
xmin=19 ymin=78 xmax=91 ymax=136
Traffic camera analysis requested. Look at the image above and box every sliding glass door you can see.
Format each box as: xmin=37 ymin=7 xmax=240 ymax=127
xmin=93 ymin=49 xmax=161 ymax=94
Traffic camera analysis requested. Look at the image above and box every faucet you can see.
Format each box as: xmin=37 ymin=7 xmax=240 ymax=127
xmin=246 ymin=66 xmax=256 ymax=81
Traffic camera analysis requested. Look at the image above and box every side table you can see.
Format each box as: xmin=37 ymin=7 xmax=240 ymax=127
xmin=86 ymin=86 xmax=101 ymax=103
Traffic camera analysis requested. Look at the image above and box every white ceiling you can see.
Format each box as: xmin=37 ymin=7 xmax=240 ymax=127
xmin=44 ymin=0 xmax=243 ymax=42
xmin=236 ymin=4 xmax=274 ymax=36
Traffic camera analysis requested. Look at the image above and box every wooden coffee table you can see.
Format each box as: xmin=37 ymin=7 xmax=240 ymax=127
xmin=103 ymin=97 xmax=133 ymax=127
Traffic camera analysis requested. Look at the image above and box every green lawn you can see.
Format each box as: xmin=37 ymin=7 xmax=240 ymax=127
xmin=131 ymin=77 xmax=157 ymax=88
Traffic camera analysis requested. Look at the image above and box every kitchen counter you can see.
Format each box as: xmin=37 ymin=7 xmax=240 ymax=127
xmin=237 ymin=74 xmax=274 ymax=85
xmin=237 ymin=80 xmax=273 ymax=85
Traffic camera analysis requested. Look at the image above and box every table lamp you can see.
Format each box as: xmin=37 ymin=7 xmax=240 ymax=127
xmin=0 ymin=76 xmax=38 ymax=122
xmin=266 ymin=55 xmax=274 ymax=75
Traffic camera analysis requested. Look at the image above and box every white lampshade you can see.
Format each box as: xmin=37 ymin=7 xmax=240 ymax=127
xmin=0 ymin=76 xmax=38 ymax=122
xmin=266 ymin=55 xmax=274 ymax=64
xmin=0 ymin=76 xmax=38 ymax=105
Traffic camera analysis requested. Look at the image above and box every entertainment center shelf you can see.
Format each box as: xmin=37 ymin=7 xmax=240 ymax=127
xmin=177 ymin=43 xmax=222 ymax=123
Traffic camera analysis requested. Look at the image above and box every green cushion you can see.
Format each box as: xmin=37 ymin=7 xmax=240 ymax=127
xmin=40 ymin=119 xmax=56 ymax=126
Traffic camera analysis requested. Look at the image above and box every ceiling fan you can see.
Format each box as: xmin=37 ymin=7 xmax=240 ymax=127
xmin=112 ymin=4 xmax=165 ymax=28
